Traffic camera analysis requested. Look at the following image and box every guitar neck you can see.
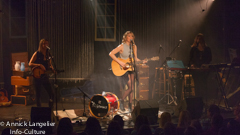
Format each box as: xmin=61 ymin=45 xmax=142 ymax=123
xmin=135 ymin=58 xmax=151 ymax=64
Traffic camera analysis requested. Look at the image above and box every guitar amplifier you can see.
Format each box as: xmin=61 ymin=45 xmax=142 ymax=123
xmin=139 ymin=90 xmax=149 ymax=100
xmin=139 ymin=77 xmax=149 ymax=90
xmin=138 ymin=77 xmax=149 ymax=100
xmin=11 ymin=95 xmax=35 ymax=106
xmin=138 ymin=65 xmax=149 ymax=77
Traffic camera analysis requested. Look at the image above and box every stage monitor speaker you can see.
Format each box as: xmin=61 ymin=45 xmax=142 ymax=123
xmin=131 ymin=99 xmax=159 ymax=124
xmin=179 ymin=97 xmax=203 ymax=119
xmin=31 ymin=107 xmax=52 ymax=134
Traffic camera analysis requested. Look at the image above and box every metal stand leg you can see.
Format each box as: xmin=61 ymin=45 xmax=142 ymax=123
xmin=158 ymin=77 xmax=177 ymax=106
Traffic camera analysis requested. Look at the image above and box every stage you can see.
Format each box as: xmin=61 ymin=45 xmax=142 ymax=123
xmin=0 ymin=97 xmax=235 ymax=134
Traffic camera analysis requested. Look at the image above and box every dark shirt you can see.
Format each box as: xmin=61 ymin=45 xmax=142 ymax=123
xmin=34 ymin=51 xmax=50 ymax=70
xmin=190 ymin=46 xmax=212 ymax=68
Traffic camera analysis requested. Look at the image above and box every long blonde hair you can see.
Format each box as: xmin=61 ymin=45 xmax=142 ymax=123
xmin=122 ymin=31 xmax=135 ymax=44
xmin=38 ymin=39 xmax=48 ymax=53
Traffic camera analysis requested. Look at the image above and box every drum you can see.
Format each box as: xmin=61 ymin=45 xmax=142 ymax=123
xmin=89 ymin=92 xmax=119 ymax=118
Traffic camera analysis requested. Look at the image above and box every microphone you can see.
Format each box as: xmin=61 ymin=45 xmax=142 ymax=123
xmin=178 ymin=40 xmax=182 ymax=47
xmin=130 ymin=39 xmax=133 ymax=44
xmin=46 ymin=46 xmax=50 ymax=50
xmin=159 ymin=44 xmax=164 ymax=51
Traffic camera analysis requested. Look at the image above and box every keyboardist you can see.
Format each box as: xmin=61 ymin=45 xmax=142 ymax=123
xmin=189 ymin=33 xmax=212 ymax=103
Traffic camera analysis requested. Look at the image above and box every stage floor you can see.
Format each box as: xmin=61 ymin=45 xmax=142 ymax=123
xmin=0 ymin=99 xmax=235 ymax=134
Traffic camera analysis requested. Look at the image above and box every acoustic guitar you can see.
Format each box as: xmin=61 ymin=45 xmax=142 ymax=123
xmin=32 ymin=66 xmax=54 ymax=79
xmin=111 ymin=56 xmax=159 ymax=76
xmin=0 ymin=89 xmax=9 ymax=102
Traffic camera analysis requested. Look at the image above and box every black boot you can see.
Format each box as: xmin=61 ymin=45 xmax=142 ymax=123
xmin=128 ymin=103 xmax=132 ymax=112
xmin=120 ymin=100 xmax=125 ymax=111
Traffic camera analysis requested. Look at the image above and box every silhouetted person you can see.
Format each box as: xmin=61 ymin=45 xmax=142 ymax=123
xmin=191 ymin=119 xmax=203 ymax=134
xmin=107 ymin=120 xmax=122 ymax=135
xmin=131 ymin=115 xmax=152 ymax=135
xmin=184 ymin=126 xmax=198 ymax=135
xmin=203 ymin=114 xmax=223 ymax=135
xmin=154 ymin=112 xmax=172 ymax=135
xmin=1 ymin=128 xmax=11 ymax=135
xmin=113 ymin=115 xmax=129 ymax=135
xmin=57 ymin=117 xmax=77 ymax=135
xmin=163 ymin=122 xmax=177 ymax=135
xmin=234 ymin=104 xmax=240 ymax=123
xmin=177 ymin=111 xmax=191 ymax=135
xmin=225 ymin=119 xmax=240 ymax=135
xmin=137 ymin=124 xmax=152 ymax=135
xmin=79 ymin=117 xmax=103 ymax=135
xmin=201 ymin=104 xmax=220 ymax=131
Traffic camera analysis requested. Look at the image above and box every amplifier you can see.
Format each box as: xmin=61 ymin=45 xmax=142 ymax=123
xmin=11 ymin=95 xmax=35 ymax=106
xmin=139 ymin=77 xmax=149 ymax=90
xmin=139 ymin=90 xmax=149 ymax=100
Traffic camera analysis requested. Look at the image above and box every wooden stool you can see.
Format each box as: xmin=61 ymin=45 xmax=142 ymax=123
xmin=152 ymin=67 xmax=171 ymax=98
xmin=181 ymin=74 xmax=195 ymax=100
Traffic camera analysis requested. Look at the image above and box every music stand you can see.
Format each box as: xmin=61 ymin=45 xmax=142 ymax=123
xmin=166 ymin=60 xmax=185 ymax=70
xmin=72 ymin=87 xmax=91 ymax=120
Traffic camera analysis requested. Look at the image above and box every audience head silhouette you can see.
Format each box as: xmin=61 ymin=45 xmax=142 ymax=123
xmin=57 ymin=117 xmax=73 ymax=135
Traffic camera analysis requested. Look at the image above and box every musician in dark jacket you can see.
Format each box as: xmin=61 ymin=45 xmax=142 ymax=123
xmin=189 ymin=33 xmax=212 ymax=102
xmin=29 ymin=39 xmax=54 ymax=108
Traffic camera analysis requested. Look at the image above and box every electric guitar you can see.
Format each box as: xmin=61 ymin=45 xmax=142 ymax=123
xmin=32 ymin=66 xmax=54 ymax=79
xmin=111 ymin=56 xmax=159 ymax=76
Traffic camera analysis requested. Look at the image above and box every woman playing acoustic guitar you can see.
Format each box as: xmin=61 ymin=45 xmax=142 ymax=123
xmin=29 ymin=39 xmax=54 ymax=108
xmin=109 ymin=31 xmax=147 ymax=112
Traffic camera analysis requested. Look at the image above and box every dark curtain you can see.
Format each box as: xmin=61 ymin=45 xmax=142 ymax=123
xmin=115 ymin=0 xmax=224 ymax=66
xmin=0 ymin=0 xmax=3 ymax=84
xmin=26 ymin=0 xmax=95 ymax=79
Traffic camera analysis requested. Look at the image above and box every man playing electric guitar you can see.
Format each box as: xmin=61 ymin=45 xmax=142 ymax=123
xmin=29 ymin=39 xmax=54 ymax=108
xmin=109 ymin=31 xmax=147 ymax=112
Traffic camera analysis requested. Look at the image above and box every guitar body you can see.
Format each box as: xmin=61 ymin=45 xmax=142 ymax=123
xmin=32 ymin=66 xmax=45 ymax=78
xmin=111 ymin=58 xmax=134 ymax=76
xmin=0 ymin=89 xmax=9 ymax=102
xmin=111 ymin=56 xmax=159 ymax=76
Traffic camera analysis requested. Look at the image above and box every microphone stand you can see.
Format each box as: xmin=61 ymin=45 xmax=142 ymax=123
xmin=48 ymin=51 xmax=64 ymax=120
xmin=158 ymin=45 xmax=163 ymax=67
xmin=72 ymin=87 xmax=91 ymax=120
xmin=158 ymin=41 xmax=181 ymax=105
xmin=129 ymin=41 xmax=138 ymax=110
xmin=129 ymin=42 xmax=133 ymax=110
xmin=161 ymin=41 xmax=181 ymax=67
